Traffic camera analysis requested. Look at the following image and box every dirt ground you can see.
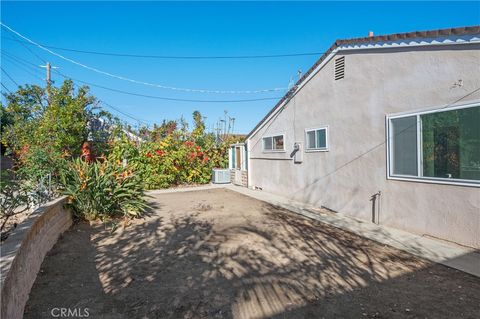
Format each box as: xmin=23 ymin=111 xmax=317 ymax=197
xmin=25 ymin=188 xmax=480 ymax=319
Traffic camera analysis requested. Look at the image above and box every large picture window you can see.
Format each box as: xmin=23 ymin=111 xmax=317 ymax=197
xmin=262 ymin=134 xmax=285 ymax=152
xmin=388 ymin=104 xmax=480 ymax=185
xmin=305 ymin=127 xmax=328 ymax=151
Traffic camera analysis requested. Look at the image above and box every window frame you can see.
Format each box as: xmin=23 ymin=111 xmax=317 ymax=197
xmin=304 ymin=126 xmax=329 ymax=152
xmin=386 ymin=102 xmax=480 ymax=187
xmin=262 ymin=133 xmax=286 ymax=153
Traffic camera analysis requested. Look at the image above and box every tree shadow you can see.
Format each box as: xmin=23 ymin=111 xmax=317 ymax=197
xmin=25 ymin=190 xmax=480 ymax=319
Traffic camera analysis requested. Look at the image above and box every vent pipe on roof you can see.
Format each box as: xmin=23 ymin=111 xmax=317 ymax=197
xmin=368 ymin=31 xmax=374 ymax=38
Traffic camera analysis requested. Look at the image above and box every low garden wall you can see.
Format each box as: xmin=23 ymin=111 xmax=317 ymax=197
xmin=0 ymin=196 xmax=72 ymax=319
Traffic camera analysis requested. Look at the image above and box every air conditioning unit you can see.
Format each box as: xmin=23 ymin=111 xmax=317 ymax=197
xmin=212 ymin=168 xmax=231 ymax=184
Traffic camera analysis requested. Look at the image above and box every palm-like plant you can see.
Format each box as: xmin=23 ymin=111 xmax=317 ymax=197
xmin=60 ymin=158 xmax=149 ymax=222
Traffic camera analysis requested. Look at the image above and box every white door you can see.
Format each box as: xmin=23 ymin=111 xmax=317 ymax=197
xmin=234 ymin=146 xmax=243 ymax=185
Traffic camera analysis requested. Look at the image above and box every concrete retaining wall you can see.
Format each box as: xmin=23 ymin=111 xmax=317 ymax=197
xmin=0 ymin=196 xmax=72 ymax=319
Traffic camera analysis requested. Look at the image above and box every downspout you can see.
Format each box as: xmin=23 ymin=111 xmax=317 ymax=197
xmin=246 ymin=139 xmax=252 ymax=188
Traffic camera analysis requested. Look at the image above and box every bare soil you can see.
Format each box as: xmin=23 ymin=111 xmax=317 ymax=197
xmin=25 ymin=188 xmax=480 ymax=319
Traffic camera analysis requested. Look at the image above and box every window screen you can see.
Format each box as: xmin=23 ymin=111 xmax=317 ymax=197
xmin=307 ymin=131 xmax=316 ymax=149
xmin=306 ymin=127 xmax=328 ymax=150
xmin=391 ymin=116 xmax=418 ymax=176
xmin=263 ymin=137 xmax=273 ymax=150
xmin=263 ymin=135 xmax=284 ymax=151
xmin=389 ymin=105 xmax=480 ymax=183
xmin=421 ymin=106 xmax=480 ymax=181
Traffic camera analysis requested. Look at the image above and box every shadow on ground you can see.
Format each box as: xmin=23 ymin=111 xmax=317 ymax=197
xmin=24 ymin=189 xmax=480 ymax=319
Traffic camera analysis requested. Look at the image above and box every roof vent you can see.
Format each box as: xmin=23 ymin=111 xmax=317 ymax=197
xmin=334 ymin=56 xmax=345 ymax=81
xmin=368 ymin=31 xmax=374 ymax=38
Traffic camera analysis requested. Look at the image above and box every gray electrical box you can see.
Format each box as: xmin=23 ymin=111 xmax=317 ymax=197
xmin=293 ymin=142 xmax=303 ymax=163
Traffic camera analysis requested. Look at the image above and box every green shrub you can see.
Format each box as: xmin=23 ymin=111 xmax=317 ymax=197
xmin=107 ymin=132 xmax=232 ymax=190
xmin=0 ymin=171 xmax=32 ymax=233
xmin=60 ymin=158 xmax=149 ymax=222
xmin=16 ymin=144 xmax=68 ymax=187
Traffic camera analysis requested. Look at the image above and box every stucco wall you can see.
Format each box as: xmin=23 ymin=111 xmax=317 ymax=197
xmin=248 ymin=43 xmax=480 ymax=248
xmin=0 ymin=197 xmax=72 ymax=319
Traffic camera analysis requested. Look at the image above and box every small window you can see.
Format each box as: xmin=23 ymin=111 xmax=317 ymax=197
xmin=388 ymin=104 xmax=480 ymax=185
xmin=305 ymin=127 xmax=328 ymax=151
xmin=262 ymin=135 xmax=285 ymax=152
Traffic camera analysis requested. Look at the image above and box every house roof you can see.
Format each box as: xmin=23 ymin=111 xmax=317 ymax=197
xmin=246 ymin=25 xmax=480 ymax=139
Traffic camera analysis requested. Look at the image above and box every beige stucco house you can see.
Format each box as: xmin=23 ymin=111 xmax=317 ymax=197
xmin=234 ymin=26 xmax=480 ymax=248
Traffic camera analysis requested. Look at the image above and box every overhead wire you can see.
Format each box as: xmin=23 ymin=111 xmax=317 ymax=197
xmin=1 ymin=35 xmax=324 ymax=59
xmin=1 ymin=67 xmax=20 ymax=86
xmin=1 ymin=82 xmax=12 ymax=94
xmin=0 ymin=51 xmax=149 ymax=126
xmin=1 ymin=53 xmax=45 ymax=82
xmin=1 ymin=50 xmax=274 ymax=130
xmin=52 ymin=69 xmax=282 ymax=103
xmin=3 ymin=34 xmax=47 ymax=64
xmin=0 ymin=50 xmax=282 ymax=103
xmin=0 ymin=23 xmax=290 ymax=94
xmin=99 ymin=100 xmax=154 ymax=126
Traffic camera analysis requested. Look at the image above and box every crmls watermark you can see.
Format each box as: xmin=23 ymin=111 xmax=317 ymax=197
xmin=50 ymin=308 xmax=90 ymax=317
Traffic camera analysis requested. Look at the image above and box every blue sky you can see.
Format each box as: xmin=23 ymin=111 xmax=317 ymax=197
xmin=1 ymin=1 xmax=479 ymax=133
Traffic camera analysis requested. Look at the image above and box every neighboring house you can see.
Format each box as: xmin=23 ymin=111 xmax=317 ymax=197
xmin=88 ymin=117 xmax=145 ymax=143
xmin=239 ymin=26 xmax=480 ymax=248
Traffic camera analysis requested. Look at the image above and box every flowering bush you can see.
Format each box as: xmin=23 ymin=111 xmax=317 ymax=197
xmin=108 ymin=131 xmax=231 ymax=190
xmin=60 ymin=158 xmax=149 ymax=222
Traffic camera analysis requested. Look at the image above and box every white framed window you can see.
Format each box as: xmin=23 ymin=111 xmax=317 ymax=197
xmin=262 ymin=134 xmax=285 ymax=152
xmin=387 ymin=103 xmax=480 ymax=187
xmin=305 ymin=126 xmax=329 ymax=152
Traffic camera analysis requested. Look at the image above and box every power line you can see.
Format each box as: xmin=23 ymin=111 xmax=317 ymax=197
xmin=1 ymin=67 xmax=20 ymax=86
xmin=1 ymin=53 xmax=45 ymax=82
xmin=99 ymin=100 xmax=153 ymax=126
xmin=0 ymin=54 xmax=150 ymax=127
xmin=2 ymin=35 xmax=324 ymax=59
xmin=52 ymin=70 xmax=152 ymax=127
xmin=0 ymin=50 xmax=282 ymax=104
xmin=1 ymin=49 xmax=41 ymax=68
xmin=0 ymin=23 xmax=289 ymax=94
xmin=3 ymin=34 xmax=47 ymax=63
xmin=52 ymin=69 xmax=282 ymax=103
xmin=1 ymin=82 xmax=12 ymax=94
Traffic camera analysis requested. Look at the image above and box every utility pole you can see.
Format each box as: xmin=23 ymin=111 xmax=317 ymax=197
xmin=40 ymin=62 xmax=58 ymax=102
xmin=227 ymin=116 xmax=232 ymax=136
xmin=40 ymin=62 xmax=58 ymax=86
xmin=223 ymin=110 xmax=228 ymax=138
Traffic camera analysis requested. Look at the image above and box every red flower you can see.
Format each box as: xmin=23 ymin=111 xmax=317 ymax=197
xmin=195 ymin=145 xmax=201 ymax=151
xmin=202 ymin=156 xmax=209 ymax=164
xmin=146 ymin=153 xmax=152 ymax=158
xmin=184 ymin=141 xmax=195 ymax=147
xmin=155 ymin=150 xmax=164 ymax=156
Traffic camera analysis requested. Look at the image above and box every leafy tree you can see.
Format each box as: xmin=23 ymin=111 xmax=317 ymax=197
xmin=1 ymin=80 xmax=95 ymax=183
xmin=151 ymin=120 xmax=177 ymax=141
xmin=192 ymin=110 xmax=205 ymax=137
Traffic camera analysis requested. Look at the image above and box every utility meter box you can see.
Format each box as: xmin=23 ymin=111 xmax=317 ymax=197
xmin=293 ymin=142 xmax=303 ymax=163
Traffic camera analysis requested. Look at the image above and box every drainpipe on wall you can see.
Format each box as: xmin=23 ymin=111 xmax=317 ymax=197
xmin=370 ymin=191 xmax=381 ymax=224
xmin=246 ymin=139 xmax=253 ymax=189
